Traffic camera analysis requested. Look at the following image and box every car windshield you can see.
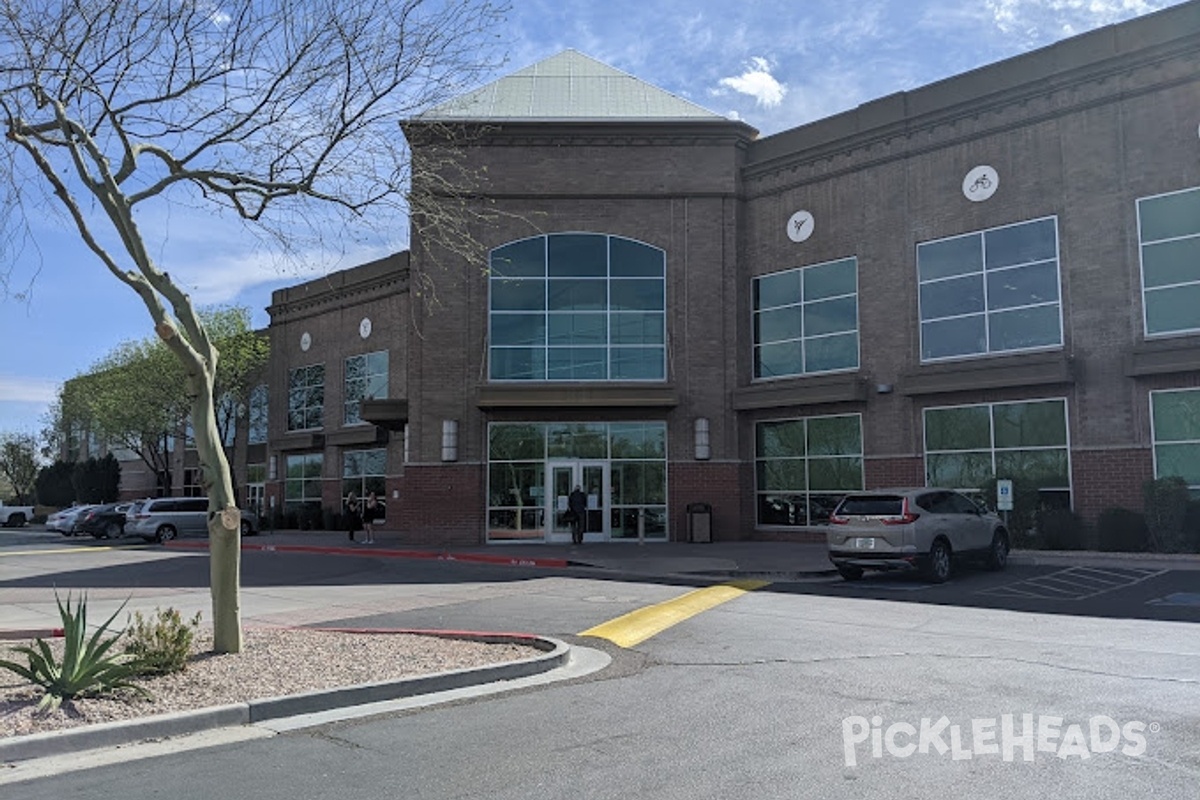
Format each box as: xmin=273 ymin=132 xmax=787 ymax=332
xmin=837 ymin=496 xmax=904 ymax=516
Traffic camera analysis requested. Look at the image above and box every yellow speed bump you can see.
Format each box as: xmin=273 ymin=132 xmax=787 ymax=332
xmin=580 ymin=580 xmax=770 ymax=648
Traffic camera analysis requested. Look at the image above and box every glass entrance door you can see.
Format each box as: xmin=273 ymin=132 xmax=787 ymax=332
xmin=547 ymin=461 xmax=608 ymax=543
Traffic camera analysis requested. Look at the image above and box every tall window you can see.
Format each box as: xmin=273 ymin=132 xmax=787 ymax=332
xmin=753 ymin=258 xmax=859 ymax=379
xmin=248 ymin=385 xmax=268 ymax=444
xmin=344 ymin=351 xmax=388 ymax=425
xmin=924 ymin=399 xmax=1070 ymax=506
xmin=918 ymin=217 xmax=1061 ymax=361
xmin=489 ymin=234 xmax=666 ymax=381
xmin=1139 ymin=187 xmax=1200 ymax=337
xmin=342 ymin=448 xmax=387 ymax=502
xmin=1150 ymin=389 xmax=1200 ymax=494
xmin=755 ymin=415 xmax=863 ymax=526
xmin=287 ymin=364 xmax=324 ymax=431
xmin=284 ymin=453 xmax=323 ymax=512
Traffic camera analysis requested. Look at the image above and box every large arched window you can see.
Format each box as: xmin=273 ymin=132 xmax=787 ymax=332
xmin=488 ymin=233 xmax=666 ymax=381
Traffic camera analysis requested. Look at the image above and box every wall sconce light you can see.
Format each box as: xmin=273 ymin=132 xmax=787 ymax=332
xmin=269 ymin=455 xmax=277 ymax=480
xmin=694 ymin=417 xmax=711 ymax=460
xmin=441 ymin=420 xmax=458 ymax=462
xmin=876 ymin=383 xmax=894 ymax=394
xmin=403 ymin=423 xmax=411 ymax=464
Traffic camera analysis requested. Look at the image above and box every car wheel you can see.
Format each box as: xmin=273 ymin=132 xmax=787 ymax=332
xmin=155 ymin=524 xmax=178 ymax=543
xmin=837 ymin=565 xmax=864 ymax=582
xmin=925 ymin=538 xmax=952 ymax=583
xmin=986 ymin=530 xmax=1009 ymax=570
xmin=104 ymin=521 xmax=122 ymax=539
xmin=6 ymin=513 xmax=26 ymax=527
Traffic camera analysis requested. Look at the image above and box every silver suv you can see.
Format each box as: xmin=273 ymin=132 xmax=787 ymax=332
xmin=826 ymin=488 xmax=1009 ymax=583
xmin=126 ymin=497 xmax=259 ymax=543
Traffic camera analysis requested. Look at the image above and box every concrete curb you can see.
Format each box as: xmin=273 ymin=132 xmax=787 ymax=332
xmin=0 ymin=632 xmax=569 ymax=765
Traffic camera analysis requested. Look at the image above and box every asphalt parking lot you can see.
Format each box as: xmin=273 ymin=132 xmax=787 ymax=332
xmin=776 ymin=562 xmax=1200 ymax=622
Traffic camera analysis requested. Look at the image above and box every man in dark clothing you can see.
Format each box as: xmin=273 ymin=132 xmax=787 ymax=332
xmin=568 ymin=485 xmax=588 ymax=545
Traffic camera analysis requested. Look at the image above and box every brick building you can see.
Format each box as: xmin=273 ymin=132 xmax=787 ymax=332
xmin=260 ymin=2 xmax=1200 ymax=545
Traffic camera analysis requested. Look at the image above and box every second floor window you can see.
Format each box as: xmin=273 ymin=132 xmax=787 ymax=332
xmin=287 ymin=364 xmax=324 ymax=431
xmin=918 ymin=217 xmax=1061 ymax=362
xmin=345 ymin=351 xmax=388 ymax=425
xmin=489 ymin=233 xmax=666 ymax=382
xmin=248 ymin=385 xmax=268 ymax=444
xmin=1139 ymin=186 xmax=1200 ymax=337
xmin=753 ymin=257 xmax=859 ymax=379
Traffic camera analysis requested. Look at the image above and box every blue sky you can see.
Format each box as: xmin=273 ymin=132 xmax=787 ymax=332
xmin=0 ymin=0 xmax=1185 ymax=438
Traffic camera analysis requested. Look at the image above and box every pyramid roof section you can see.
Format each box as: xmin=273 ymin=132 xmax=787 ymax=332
xmin=421 ymin=50 xmax=729 ymax=123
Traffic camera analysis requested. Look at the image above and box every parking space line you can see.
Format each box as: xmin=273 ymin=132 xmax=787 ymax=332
xmin=579 ymin=580 xmax=770 ymax=648
xmin=978 ymin=567 xmax=1170 ymax=601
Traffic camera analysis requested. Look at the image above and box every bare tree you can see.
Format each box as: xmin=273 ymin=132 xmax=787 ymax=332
xmin=0 ymin=0 xmax=506 ymax=652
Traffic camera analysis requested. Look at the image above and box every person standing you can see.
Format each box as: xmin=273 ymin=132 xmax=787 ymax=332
xmin=345 ymin=492 xmax=362 ymax=543
xmin=568 ymin=484 xmax=588 ymax=545
xmin=362 ymin=491 xmax=380 ymax=544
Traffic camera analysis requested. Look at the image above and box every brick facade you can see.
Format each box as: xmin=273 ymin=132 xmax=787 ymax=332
xmin=250 ymin=7 xmax=1200 ymax=547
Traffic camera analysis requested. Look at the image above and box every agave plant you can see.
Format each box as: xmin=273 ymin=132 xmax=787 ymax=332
xmin=0 ymin=592 xmax=149 ymax=712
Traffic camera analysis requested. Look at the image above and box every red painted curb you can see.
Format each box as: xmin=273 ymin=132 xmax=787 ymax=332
xmin=0 ymin=628 xmax=65 ymax=640
xmin=162 ymin=540 xmax=571 ymax=569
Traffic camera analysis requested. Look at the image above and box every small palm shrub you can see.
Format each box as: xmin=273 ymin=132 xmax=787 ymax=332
xmin=123 ymin=607 xmax=201 ymax=676
xmin=0 ymin=592 xmax=148 ymax=712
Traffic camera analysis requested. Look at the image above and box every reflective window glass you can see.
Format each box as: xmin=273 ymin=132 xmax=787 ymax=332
xmin=919 ymin=218 xmax=1061 ymax=361
xmin=1152 ymin=389 xmax=1200 ymax=493
xmin=753 ymin=258 xmax=859 ymax=379
xmin=923 ymin=400 xmax=1070 ymax=498
xmin=1139 ymin=188 xmax=1200 ymax=337
xmin=755 ymin=415 xmax=863 ymax=527
xmin=489 ymin=234 xmax=665 ymax=381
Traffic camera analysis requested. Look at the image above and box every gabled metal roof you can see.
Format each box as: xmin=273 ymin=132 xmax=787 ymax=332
xmin=422 ymin=50 xmax=727 ymax=122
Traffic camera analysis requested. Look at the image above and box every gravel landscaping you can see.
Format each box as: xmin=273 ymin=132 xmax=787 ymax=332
xmin=0 ymin=628 xmax=537 ymax=739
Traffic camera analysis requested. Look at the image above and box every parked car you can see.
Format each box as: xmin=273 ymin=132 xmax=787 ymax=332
xmin=125 ymin=497 xmax=260 ymax=543
xmin=0 ymin=500 xmax=35 ymax=527
xmin=77 ymin=502 xmax=134 ymax=539
xmin=826 ymin=488 xmax=1010 ymax=583
xmin=45 ymin=505 xmax=97 ymax=536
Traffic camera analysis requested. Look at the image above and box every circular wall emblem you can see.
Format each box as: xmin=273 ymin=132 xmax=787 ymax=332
xmin=962 ymin=166 xmax=999 ymax=202
xmin=300 ymin=331 xmax=311 ymax=352
xmin=359 ymin=317 xmax=372 ymax=339
xmin=786 ymin=210 xmax=815 ymax=243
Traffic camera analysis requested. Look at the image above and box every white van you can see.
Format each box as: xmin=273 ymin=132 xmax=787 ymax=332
xmin=125 ymin=497 xmax=259 ymax=543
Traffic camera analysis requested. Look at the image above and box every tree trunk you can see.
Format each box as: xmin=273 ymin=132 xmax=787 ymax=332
xmin=192 ymin=369 xmax=243 ymax=653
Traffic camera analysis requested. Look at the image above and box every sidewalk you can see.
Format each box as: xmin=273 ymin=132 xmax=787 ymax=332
xmin=182 ymin=529 xmax=840 ymax=578
xmin=173 ymin=528 xmax=1200 ymax=576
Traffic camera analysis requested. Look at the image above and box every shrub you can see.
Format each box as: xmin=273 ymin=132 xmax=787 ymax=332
xmin=0 ymin=592 xmax=147 ymax=712
xmin=123 ymin=607 xmax=201 ymax=676
xmin=1036 ymin=508 xmax=1087 ymax=550
xmin=1143 ymin=477 xmax=1190 ymax=552
xmin=980 ymin=476 xmax=1062 ymax=548
xmin=1096 ymin=508 xmax=1150 ymax=552
xmin=1183 ymin=501 xmax=1200 ymax=554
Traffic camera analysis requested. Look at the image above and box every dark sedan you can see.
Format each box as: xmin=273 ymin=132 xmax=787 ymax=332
xmin=78 ymin=502 xmax=134 ymax=539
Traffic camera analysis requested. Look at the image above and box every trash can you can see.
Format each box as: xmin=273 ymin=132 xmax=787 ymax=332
xmin=687 ymin=502 xmax=712 ymax=543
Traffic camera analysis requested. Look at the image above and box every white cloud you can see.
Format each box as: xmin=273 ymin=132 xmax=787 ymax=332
xmin=170 ymin=242 xmax=394 ymax=306
xmin=986 ymin=0 xmax=1170 ymax=38
xmin=717 ymin=57 xmax=787 ymax=108
xmin=0 ymin=375 xmax=58 ymax=405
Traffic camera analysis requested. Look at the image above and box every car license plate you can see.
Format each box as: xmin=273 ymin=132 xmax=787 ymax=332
xmin=854 ymin=537 xmax=875 ymax=549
